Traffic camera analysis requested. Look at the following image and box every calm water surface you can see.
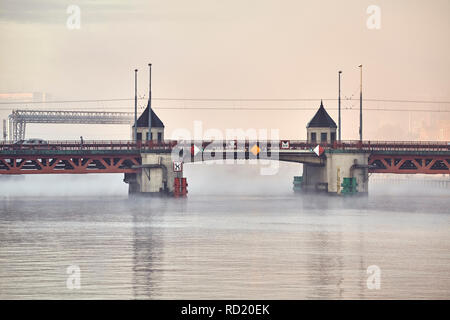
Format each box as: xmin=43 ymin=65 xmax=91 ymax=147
xmin=0 ymin=192 xmax=449 ymax=299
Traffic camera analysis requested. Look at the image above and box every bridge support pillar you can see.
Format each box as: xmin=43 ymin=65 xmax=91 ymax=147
xmin=301 ymin=152 xmax=369 ymax=195
xmin=124 ymin=153 xmax=181 ymax=196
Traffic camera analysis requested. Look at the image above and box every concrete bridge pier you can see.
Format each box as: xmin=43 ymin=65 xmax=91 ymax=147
xmin=124 ymin=100 xmax=185 ymax=196
xmin=302 ymin=152 xmax=369 ymax=195
xmin=299 ymin=100 xmax=369 ymax=195
xmin=124 ymin=153 xmax=181 ymax=196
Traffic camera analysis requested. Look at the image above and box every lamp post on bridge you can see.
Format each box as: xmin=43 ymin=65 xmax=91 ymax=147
xmin=147 ymin=63 xmax=152 ymax=142
xmin=338 ymin=70 xmax=342 ymax=142
xmin=358 ymin=64 xmax=363 ymax=142
xmin=134 ymin=69 xmax=138 ymax=142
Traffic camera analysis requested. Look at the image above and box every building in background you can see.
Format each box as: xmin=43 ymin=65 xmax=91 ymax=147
xmin=414 ymin=113 xmax=450 ymax=141
xmin=0 ymin=92 xmax=52 ymax=140
xmin=0 ymin=92 xmax=51 ymax=103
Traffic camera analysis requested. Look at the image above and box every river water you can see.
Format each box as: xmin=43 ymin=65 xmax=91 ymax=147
xmin=0 ymin=171 xmax=449 ymax=299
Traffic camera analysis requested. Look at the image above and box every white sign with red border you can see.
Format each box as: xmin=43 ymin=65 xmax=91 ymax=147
xmin=281 ymin=140 xmax=290 ymax=149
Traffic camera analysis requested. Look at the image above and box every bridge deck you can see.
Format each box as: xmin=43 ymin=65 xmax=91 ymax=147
xmin=1 ymin=139 xmax=448 ymax=152
xmin=0 ymin=140 xmax=448 ymax=175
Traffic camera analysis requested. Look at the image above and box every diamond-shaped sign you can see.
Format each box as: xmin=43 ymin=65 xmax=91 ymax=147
xmin=313 ymin=145 xmax=325 ymax=156
xmin=191 ymin=144 xmax=201 ymax=156
xmin=250 ymin=144 xmax=261 ymax=156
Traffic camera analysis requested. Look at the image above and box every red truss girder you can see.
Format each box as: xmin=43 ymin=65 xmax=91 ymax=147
xmin=369 ymin=154 xmax=450 ymax=174
xmin=0 ymin=155 xmax=140 ymax=174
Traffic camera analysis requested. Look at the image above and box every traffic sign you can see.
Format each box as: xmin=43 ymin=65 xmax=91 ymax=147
xmin=250 ymin=144 xmax=261 ymax=156
xmin=281 ymin=141 xmax=290 ymax=149
xmin=313 ymin=145 xmax=325 ymax=156
xmin=191 ymin=145 xmax=201 ymax=156
xmin=173 ymin=161 xmax=183 ymax=172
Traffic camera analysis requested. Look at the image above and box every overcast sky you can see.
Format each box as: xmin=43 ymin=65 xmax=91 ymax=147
xmin=0 ymin=0 xmax=449 ymax=140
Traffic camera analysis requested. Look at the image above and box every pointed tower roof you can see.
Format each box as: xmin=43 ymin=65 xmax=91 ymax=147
xmin=134 ymin=102 xmax=164 ymax=128
xmin=307 ymin=100 xmax=337 ymax=128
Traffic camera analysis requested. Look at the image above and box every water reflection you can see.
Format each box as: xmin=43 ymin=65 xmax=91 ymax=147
xmin=0 ymin=193 xmax=449 ymax=299
xmin=131 ymin=199 xmax=168 ymax=299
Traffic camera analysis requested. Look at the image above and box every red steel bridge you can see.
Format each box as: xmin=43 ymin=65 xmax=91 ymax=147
xmin=0 ymin=140 xmax=449 ymax=175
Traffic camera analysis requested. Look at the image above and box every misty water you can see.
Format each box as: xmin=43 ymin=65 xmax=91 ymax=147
xmin=0 ymin=164 xmax=449 ymax=299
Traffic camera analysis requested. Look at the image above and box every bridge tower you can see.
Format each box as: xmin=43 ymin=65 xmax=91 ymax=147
xmin=131 ymin=103 xmax=165 ymax=143
xmin=125 ymin=105 xmax=183 ymax=196
xmin=301 ymin=101 xmax=369 ymax=194
xmin=306 ymin=100 xmax=337 ymax=144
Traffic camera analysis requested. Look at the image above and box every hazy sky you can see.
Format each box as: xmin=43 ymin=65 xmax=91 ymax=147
xmin=0 ymin=0 xmax=449 ymax=140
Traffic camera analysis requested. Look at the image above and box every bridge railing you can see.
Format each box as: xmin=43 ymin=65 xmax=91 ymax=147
xmin=333 ymin=140 xmax=450 ymax=152
xmin=0 ymin=139 xmax=448 ymax=152
xmin=0 ymin=140 xmax=180 ymax=152
xmin=279 ymin=140 xmax=449 ymax=152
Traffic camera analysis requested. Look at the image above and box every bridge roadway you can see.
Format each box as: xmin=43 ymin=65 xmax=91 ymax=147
xmin=0 ymin=140 xmax=449 ymax=175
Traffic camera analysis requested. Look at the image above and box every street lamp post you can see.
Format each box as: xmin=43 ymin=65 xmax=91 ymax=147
xmin=338 ymin=70 xmax=342 ymax=142
xmin=358 ymin=65 xmax=363 ymax=142
xmin=147 ymin=63 xmax=152 ymax=142
xmin=134 ymin=69 xmax=138 ymax=142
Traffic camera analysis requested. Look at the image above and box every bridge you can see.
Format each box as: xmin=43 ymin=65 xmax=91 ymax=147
xmin=1 ymin=101 xmax=449 ymax=196
xmin=0 ymin=140 xmax=448 ymax=171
